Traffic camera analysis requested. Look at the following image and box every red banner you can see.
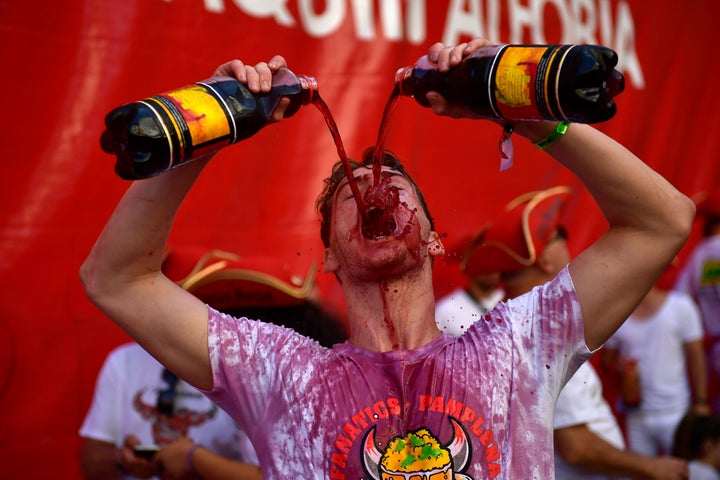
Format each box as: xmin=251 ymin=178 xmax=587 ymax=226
xmin=1 ymin=1 xmax=718 ymax=476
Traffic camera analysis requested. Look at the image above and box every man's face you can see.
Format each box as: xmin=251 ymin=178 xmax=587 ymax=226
xmin=323 ymin=166 xmax=442 ymax=282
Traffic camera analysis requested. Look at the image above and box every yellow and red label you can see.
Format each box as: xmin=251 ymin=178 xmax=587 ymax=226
xmin=165 ymin=85 xmax=230 ymax=146
xmin=494 ymin=46 xmax=549 ymax=120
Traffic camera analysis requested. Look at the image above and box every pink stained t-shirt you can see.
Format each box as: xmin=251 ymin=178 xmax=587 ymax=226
xmin=202 ymin=267 xmax=589 ymax=480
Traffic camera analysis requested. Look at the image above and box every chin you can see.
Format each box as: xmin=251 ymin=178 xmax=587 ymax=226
xmin=362 ymin=242 xmax=428 ymax=280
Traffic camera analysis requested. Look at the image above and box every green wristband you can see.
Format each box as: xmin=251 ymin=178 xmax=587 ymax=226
xmin=534 ymin=122 xmax=570 ymax=150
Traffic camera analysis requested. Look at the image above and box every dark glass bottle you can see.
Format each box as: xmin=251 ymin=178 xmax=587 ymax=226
xmin=101 ymin=68 xmax=318 ymax=180
xmin=395 ymin=44 xmax=625 ymax=124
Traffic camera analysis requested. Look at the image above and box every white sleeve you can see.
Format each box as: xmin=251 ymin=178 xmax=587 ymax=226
xmin=78 ymin=349 xmax=124 ymax=445
xmin=677 ymin=293 xmax=704 ymax=342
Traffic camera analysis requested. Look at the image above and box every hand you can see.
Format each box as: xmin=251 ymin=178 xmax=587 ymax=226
xmin=421 ymin=37 xmax=560 ymax=141
xmin=646 ymin=456 xmax=689 ymax=480
xmin=153 ymin=436 xmax=196 ymax=479
xmin=117 ymin=435 xmax=158 ymax=479
xmin=211 ymin=55 xmax=292 ymax=122
xmin=691 ymin=401 xmax=713 ymax=416
xmin=422 ymin=37 xmax=497 ymax=120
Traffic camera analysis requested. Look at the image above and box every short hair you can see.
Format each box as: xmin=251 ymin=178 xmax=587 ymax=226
xmin=315 ymin=147 xmax=434 ymax=248
xmin=671 ymin=412 xmax=720 ymax=459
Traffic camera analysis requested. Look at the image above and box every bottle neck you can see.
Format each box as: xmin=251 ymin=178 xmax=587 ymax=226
xmin=297 ymin=75 xmax=318 ymax=105
xmin=394 ymin=66 xmax=414 ymax=96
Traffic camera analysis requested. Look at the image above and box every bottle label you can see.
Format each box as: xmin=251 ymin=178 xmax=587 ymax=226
xmin=146 ymin=85 xmax=233 ymax=162
xmin=492 ymin=45 xmax=573 ymax=121
xmin=493 ymin=46 xmax=548 ymax=120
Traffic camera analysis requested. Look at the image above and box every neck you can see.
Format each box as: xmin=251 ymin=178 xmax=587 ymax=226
xmin=466 ymin=283 xmax=499 ymax=303
xmin=343 ymin=264 xmax=440 ymax=352
xmin=631 ymin=287 xmax=666 ymax=318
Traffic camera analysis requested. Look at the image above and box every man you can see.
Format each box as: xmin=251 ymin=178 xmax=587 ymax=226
xmin=80 ymin=38 xmax=694 ymax=478
xmin=79 ymin=342 xmax=262 ymax=480
xmin=461 ymin=186 xmax=689 ymax=479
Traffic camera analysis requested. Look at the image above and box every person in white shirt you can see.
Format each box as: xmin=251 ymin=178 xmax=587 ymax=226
xmin=603 ymin=284 xmax=709 ymax=456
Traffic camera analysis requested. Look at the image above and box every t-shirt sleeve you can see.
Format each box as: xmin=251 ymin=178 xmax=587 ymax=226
xmin=201 ymin=307 xmax=325 ymax=433
xmin=554 ymin=362 xmax=599 ymax=429
xmin=676 ymin=292 xmax=705 ymax=342
xmin=78 ymin=348 xmax=125 ymax=444
xmin=502 ymin=266 xmax=591 ymax=399
xmin=674 ymin=265 xmax=691 ymax=294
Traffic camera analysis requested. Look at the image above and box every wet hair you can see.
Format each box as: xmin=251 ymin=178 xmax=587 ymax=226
xmin=315 ymin=147 xmax=434 ymax=248
xmin=671 ymin=412 xmax=720 ymax=460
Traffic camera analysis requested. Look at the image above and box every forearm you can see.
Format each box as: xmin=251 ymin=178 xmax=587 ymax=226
xmin=514 ymin=122 xmax=691 ymax=240
xmin=556 ymin=425 xmax=629 ymax=476
xmin=157 ymin=438 xmax=263 ymax=480
xmin=555 ymin=425 xmax=678 ymax=479
xmin=513 ymin=122 xmax=694 ymax=348
xmin=81 ymin=158 xmax=210 ymax=300
xmin=686 ymin=340 xmax=709 ymax=406
xmin=191 ymin=446 xmax=264 ymax=480
xmin=567 ymin=440 xmax=651 ymax=477
xmin=584 ymin=447 xmax=682 ymax=479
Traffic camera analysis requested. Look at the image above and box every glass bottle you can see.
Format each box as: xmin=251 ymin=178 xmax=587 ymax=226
xmin=101 ymin=68 xmax=318 ymax=180
xmin=395 ymin=44 xmax=624 ymax=124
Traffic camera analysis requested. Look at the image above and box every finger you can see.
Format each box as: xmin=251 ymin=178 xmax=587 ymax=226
xmin=244 ymin=65 xmax=261 ymax=92
xmin=426 ymin=91 xmax=468 ymax=119
xmin=213 ymin=59 xmax=247 ymax=83
xmin=466 ymin=37 xmax=495 ymax=52
xmin=270 ymin=97 xmax=292 ymax=122
xmin=448 ymin=43 xmax=468 ymax=68
xmin=426 ymin=42 xmax=447 ymax=64
xmin=267 ymin=55 xmax=287 ymax=71
xmin=426 ymin=91 xmax=450 ymax=115
xmin=253 ymin=61 xmax=273 ymax=92
xmin=433 ymin=48 xmax=451 ymax=71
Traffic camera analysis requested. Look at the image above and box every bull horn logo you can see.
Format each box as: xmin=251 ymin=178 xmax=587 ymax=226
xmin=362 ymin=417 xmax=472 ymax=480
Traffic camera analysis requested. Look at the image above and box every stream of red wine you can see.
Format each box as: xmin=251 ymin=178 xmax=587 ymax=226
xmin=311 ymin=88 xmax=402 ymax=240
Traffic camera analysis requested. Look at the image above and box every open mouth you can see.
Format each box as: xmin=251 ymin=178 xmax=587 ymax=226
xmin=362 ymin=206 xmax=397 ymax=239
xmin=361 ymin=184 xmax=400 ymax=239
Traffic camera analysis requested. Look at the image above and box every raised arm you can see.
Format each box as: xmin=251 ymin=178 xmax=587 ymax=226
xmin=80 ymin=56 xmax=292 ymax=390
xmin=523 ymin=122 xmax=693 ymax=349
xmin=426 ymin=38 xmax=695 ymax=350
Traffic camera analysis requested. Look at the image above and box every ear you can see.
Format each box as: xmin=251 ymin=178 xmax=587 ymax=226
xmin=427 ymin=231 xmax=445 ymax=258
xmin=323 ymin=247 xmax=339 ymax=273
